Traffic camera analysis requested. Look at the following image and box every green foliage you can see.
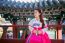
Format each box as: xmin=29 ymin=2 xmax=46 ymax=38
xmin=3 ymin=13 xmax=20 ymax=23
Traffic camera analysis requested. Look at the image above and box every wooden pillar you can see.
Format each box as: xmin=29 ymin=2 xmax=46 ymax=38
xmin=57 ymin=21 xmax=62 ymax=39
xmin=2 ymin=29 xmax=6 ymax=39
xmin=57 ymin=25 xmax=62 ymax=39
xmin=13 ymin=23 xmax=17 ymax=39
xmin=2 ymin=26 xmax=8 ymax=39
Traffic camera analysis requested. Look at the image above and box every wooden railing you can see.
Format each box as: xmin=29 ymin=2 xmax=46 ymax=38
xmin=0 ymin=24 xmax=64 ymax=39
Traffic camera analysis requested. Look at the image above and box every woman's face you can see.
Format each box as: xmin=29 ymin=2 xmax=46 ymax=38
xmin=34 ymin=10 xmax=40 ymax=18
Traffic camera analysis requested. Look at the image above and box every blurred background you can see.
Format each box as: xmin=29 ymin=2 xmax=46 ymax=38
xmin=0 ymin=0 xmax=65 ymax=43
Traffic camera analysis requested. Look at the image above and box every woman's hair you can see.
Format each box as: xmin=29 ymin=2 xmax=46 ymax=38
xmin=35 ymin=8 xmax=45 ymax=28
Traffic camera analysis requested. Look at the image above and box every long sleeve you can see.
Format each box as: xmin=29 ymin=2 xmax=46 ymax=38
xmin=28 ymin=19 xmax=34 ymax=32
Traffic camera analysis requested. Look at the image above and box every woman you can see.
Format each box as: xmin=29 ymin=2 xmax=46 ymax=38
xmin=26 ymin=9 xmax=51 ymax=43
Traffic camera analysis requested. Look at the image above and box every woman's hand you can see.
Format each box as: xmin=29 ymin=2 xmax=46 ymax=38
xmin=38 ymin=30 xmax=42 ymax=34
xmin=32 ymin=30 xmax=37 ymax=34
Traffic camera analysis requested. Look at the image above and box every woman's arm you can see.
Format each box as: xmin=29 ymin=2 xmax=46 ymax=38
xmin=28 ymin=19 xmax=34 ymax=32
xmin=28 ymin=19 xmax=38 ymax=34
xmin=28 ymin=26 xmax=33 ymax=32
